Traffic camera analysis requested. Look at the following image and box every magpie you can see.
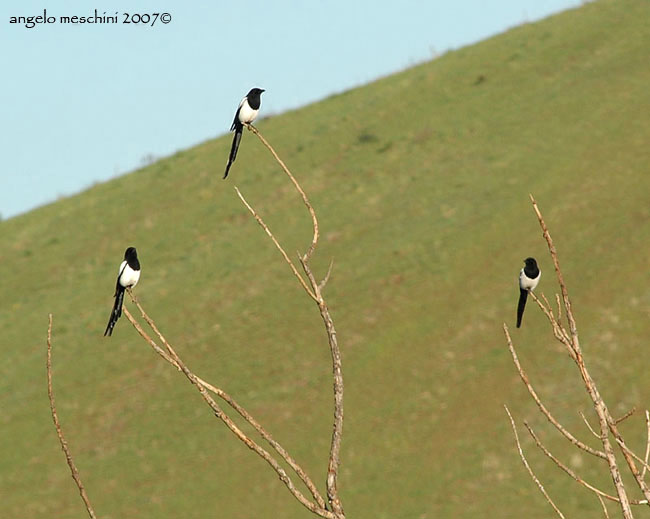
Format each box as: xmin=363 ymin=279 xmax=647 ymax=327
xmin=104 ymin=247 xmax=141 ymax=337
xmin=223 ymin=87 xmax=265 ymax=179
xmin=517 ymin=257 xmax=541 ymax=328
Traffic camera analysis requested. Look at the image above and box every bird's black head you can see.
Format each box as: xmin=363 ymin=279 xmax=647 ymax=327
xmin=247 ymin=88 xmax=265 ymax=106
xmin=523 ymin=257 xmax=539 ymax=277
xmin=524 ymin=257 xmax=537 ymax=268
xmin=124 ymin=247 xmax=138 ymax=261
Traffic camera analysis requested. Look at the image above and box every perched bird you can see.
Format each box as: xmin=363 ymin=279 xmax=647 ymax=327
xmin=104 ymin=247 xmax=141 ymax=337
xmin=517 ymin=257 xmax=541 ymax=328
xmin=223 ymin=87 xmax=265 ymax=179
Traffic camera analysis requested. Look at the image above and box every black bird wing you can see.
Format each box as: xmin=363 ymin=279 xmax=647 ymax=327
xmin=516 ymin=288 xmax=528 ymax=328
xmin=104 ymin=263 xmax=128 ymax=337
xmin=229 ymin=104 xmax=242 ymax=131
xmin=224 ymin=122 xmax=243 ymax=179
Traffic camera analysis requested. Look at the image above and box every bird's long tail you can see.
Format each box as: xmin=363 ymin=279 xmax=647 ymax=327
xmin=104 ymin=287 xmax=125 ymax=337
xmin=223 ymin=124 xmax=243 ymax=179
xmin=516 ymin=288 xmax=528 ymax=328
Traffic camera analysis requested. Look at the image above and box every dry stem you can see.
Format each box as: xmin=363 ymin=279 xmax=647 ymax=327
xmin=235 ymin=187 xmax=317 ymax=301
xmin=47 ymin=314 xmax=97 ymax=519
xmin=504 ymin=405 xmax=566 ymax=518
xmin=524 ymin=421 xmax=647 ymax=506
xmin=643 ymin=411 xmax=650 ymax=481
xmin=245 ymin=123 xmax=319 ymax=262
xmin=598 ymin=494 xmax=611 ymax=519
xmin=504 ymin=323 xmax=605 ymax=459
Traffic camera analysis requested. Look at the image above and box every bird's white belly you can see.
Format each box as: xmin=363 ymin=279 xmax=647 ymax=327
xmin=119 ymin=261 xmax=141 ymax=288
xmin=519 ymin=269 xmax=540 ymax=290
xmin=238 ymin=102 xmax=259 ymax=124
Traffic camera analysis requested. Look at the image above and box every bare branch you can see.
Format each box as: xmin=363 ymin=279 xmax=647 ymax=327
xmin=641 ymin=409 xmax=650 ymax=479
xmin=579 ymin=411 xmax=601 ymax=440
xmin=613 ymin=436 xmax=650 ymax=476
xmin=503 ymin=323 xmax=605 ymax=459
xmin=597 ymin=494 xmax=611 ymax=519
xmin=47 ymin=314 xmax=97 ymax=519
xmin=524 ymin=421 xmax=647 ymax=506
xmin=529 ymin=292 xmax=574 ymax=359
xmin=504 ymin=406 xmax=566 ymax=518
xmin=529 ymin=195 xmax=639 ymax=516
xmin=301 ymin=259 xmax=344 ymax=516
xmin=247 ymin=124 xmax=319 ymax=262
xmin=615 ymin=408 xmax=637 ymax=425
xmin=121 ymin=302 xmax=181 ymax=370
xmin=169 ymin=347 xmax=334 ymax=518
xmin=235 ymin=187 xmax=318 ymax=302
xmin=318 ymin=258 xmax=334 ymax=291
xmin=608 ymin=419 xmax=650 ymax=504
xmin=529 ymin=194 xmax=579 ymax=347
xmin=122 ymin=300 xmax=328 ymax=512
xmin=243 ymin=126 xmax=345 ymax=517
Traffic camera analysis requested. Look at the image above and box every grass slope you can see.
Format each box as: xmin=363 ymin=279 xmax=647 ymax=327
xmin=2 ymin=0 xmax=650 ymax=517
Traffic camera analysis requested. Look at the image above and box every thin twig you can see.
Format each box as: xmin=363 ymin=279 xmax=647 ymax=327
xmin=318 ymin=258 xmax=334 ymax=291
xmin=235 ymin=187 xmax=318 ymax=302
xmin=503 ymin=323 xmax=605 ymax=459
xmin=165 ymin=344 xmax=334 ymax=519
xmin=504 ymin=406 xmax=566 ymax=518
xmin=579 ymin=411 xmax=601 ymax=440
xmin=615 ymin=408 xmax=637 ymax=425
xmin=608 ymin=419 xmax=650 ymax=505
xmin=613 ymin=436 xmax=650 ymax=475
xmin=597 ymin=494 xmax=611 ymax=519
xmin=529 ymin=292 xmax=574 ymax=358
xmin=47 ymin=314 xmax=97 ymax=519
xmin=247 ymin=124 xmax=319 ymax=262
xmin=643 ymin=411 xmax=650 ymax=481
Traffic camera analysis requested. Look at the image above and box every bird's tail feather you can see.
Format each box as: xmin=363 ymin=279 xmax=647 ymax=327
xmin=223 ymin=124 xmax=243 ymax=179
xmin=104 ymin=288 xmax=125 ymax=337
xmin=516 ymin=288 xmax=528 ymax=328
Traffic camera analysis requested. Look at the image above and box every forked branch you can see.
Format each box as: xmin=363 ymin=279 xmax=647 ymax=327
xmin=121 ymin=298 xmax=330 ymax=516
xmin=239 ymin=125 xmax=344 ymax=517
xmin=505 ymin=196 xmax=650 ymax=518
xmin=49 ymin=125 xmax=344 ymax=519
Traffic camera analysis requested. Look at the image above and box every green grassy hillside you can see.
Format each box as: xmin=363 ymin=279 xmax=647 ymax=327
xmin=2 ymin=0 xmax=650 ymax=517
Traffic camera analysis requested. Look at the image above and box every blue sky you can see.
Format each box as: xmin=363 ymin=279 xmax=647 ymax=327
xmin=1 ymin=0 xmax=582 ymax=219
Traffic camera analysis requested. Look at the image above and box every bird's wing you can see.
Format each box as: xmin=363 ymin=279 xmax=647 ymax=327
xmin=229 ymin=106 xmax=242 ymax=132
xmin=229 ymin=97 xmax=247 ymax=131
xmin=518 ymin=268 xmax=526 ymax=289
xmin=115 ymin=260 xmax=128 ymax=294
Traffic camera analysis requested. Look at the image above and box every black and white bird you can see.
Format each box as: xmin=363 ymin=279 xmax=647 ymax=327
xmin=517 ymin=257 xmax=541 ymax=328
xmin=223 ymin=87 xmax=265 ymax=179
xmin=104 ymin=247 xmax=141 ymax=337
